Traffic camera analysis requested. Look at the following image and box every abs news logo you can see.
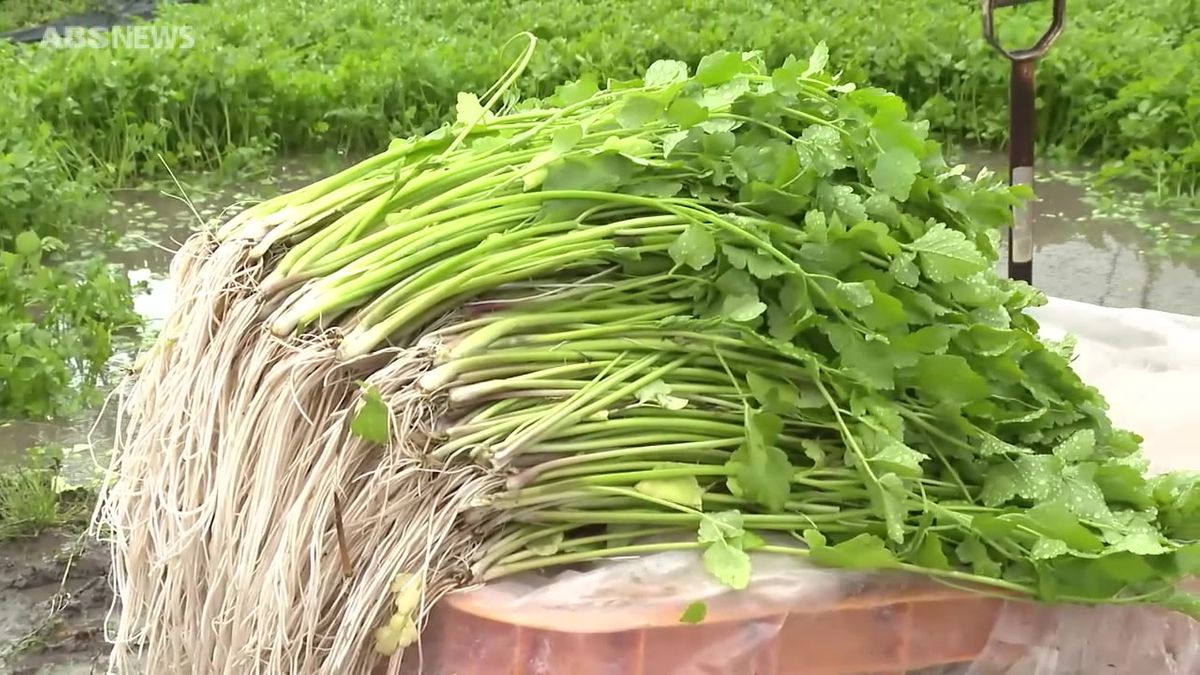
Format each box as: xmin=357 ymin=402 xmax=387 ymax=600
xmin=40 ymin=25 xmax=195 ymax=50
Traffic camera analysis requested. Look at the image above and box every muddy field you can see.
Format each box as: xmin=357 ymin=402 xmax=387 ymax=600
xmin=0 ymin=533 xmax=110 ymax=674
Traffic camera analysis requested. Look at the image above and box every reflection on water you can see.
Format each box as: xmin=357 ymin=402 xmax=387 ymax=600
xmin=0 ymin=157 xmax=346 ymax=461
xmin=1 ymin=152 xmax=1197 ymax=460
xmin=958 ymin=149 xmax=1200 ymax=315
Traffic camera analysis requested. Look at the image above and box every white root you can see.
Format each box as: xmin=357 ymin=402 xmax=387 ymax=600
xmin=95 ymin=232 xmax=504 ymax=674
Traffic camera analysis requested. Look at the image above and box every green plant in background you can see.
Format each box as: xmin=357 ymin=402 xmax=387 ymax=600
xmin=0 ymin=231 xmax=139 ymax=419
xmin=0 ymin=445 xmax=93 ymax=540
xmin=5 ymin=0 xmax=1198 ymax=206
xmin=0 ymin=0 xmax=98 ymax=33
xmin=1 ymin=58 xmax=137 ymax=419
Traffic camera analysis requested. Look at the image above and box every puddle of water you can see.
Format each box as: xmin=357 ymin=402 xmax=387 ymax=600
xmin=958 ymin=149 xmax=1200 ymax=316
xmin=0 ymin=156 xmax=353 ymax=463
xmin=2 ymin=151 xmax=1197 ymax=462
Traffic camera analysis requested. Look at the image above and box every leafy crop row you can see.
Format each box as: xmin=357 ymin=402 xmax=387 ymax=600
xmin=6 ymin=0 xmax=1197 ymax=201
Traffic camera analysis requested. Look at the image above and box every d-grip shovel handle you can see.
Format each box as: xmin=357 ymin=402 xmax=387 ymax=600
xmin=981 ymin=0 xmax=1067 ymax=284
xmin=981 ymin=0 xmax=1067 ymax=62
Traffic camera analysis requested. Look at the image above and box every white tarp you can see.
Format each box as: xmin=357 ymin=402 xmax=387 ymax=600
xmin=1030 ymin=298 xmax=1200 ymax=474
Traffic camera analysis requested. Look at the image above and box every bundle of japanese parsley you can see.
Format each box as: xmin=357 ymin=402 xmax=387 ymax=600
xmin=102 ymin=36 xmax=1200 ymax=675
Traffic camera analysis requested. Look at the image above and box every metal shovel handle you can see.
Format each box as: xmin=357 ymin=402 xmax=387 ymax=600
xmin=981 ymin=0 xmax=1067 ymax=285
xmin=982 ymin=0 xmax=1067 ymax=62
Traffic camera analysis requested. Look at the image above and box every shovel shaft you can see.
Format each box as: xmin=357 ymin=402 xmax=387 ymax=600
xmin=1008 ymin=59 xmax=1036 ymax=283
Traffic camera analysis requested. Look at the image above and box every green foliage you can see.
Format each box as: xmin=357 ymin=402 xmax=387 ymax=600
xmin=0 ymin=231 xmax=139 ymax=418
xmin=0 ymin=52 xmax=136 ymax=419
xmin=2 ymin=0 xmax=1196 ymax=202
xmin=0 ymin=445 xmax=92 ymax=540
xmin=0 ymin=0 xmax=97 ymax=32
xmin=349 ymin=383 xmax=391 ymax=444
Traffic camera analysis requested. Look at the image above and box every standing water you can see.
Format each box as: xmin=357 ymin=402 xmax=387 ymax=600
xmin=0 ymin=157 xmax=347 ymax=463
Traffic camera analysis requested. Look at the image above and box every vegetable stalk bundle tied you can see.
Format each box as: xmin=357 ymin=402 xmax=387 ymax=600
xmin=99 ymin=35 xmax=1200 ymax=674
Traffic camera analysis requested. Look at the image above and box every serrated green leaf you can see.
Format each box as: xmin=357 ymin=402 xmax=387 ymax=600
xmin=914 ymin=532 xmax=951 ymax=569
xmin=695 ymin=51 xmax=744 ymax=86
xmin=703 ymin=539 xmax=751 ymax=589
xmin=668 ymin=224 xmax=716 ymax=270
xmin=817 ymin=183 xmax=868 ymax=224
xmin=14 ymin=231 xmax=41 ymax=257
xmin=550 ymin=125 xmax=583 ymax=153
xmin=662 ymin=129 xmax=691 ymax=158
xmin=779 ymin=274 xmax=811 ymax=313
xmin=980 ymin=435 xmax=1028 ymax=457
xmin=1023 ymin=502 xmax=1104 ymax=552
xmin=888 ymin=251 xmax=919 ymax=287
xmin=956 ymin=536 xmax=1002 ymax=577
xmin=645 ymin=59 xmax=689 ymax=87
xmin=980 ymin=463 xmax=1019 ymax=507
xmin=698 ymin=510 xmax=744 ymax=543
xmin=746 ymin=371 xmax=801 ymax=414
xmin=746 ymin=253 xmax=790 ymax=279
xmin=806 ymin=531 xmax=899 ymax=569
xmin=636 ymin=380 xmax=688 ymax=410
xmin=1053 ymin=430 xmax=1096 ymax=463
xmin=795 ymin=126 xmax=848 ymax=177
xmin=350 ymin=383 xmax=389 ymax=444
xmin=912 ymin=354 xmax=989 ymax=405
xmin=1059 ymin=464 xmax=1117 ymax=525
xmin=805 ymin=41 xmax=829 ymax=76
xmin=727 ymin=410 xmax=792 ymax=511
xmin=722 ymin=294 xmax=767 ymax=322
xmin=667 ymin=98 xmax=708 ymax=128
xmin=907 ymin=222 xmax=987 ymax=283
xmin=872 ymin=472 xmax=909 ymax=543
xmin=824 ymin=324 xmax=896 ymax=390
xmin=834 ymin=281 xmax=872 ymax=308
xmin=1107 ymin=530 xmax=1171 ymax=556
xmin=543 ymin=155 xmax=628 ymax=192
xmin=626 ymin=179 xmax=683 ymax=198
xmin=716 ymin=268 xmax=757 ymax=296
xmin=1014 ymin=455 xmax=1065 ymax=501
xmin=858 ymin=286 xmax=907 ymax=331
xmin=679 ymin=601 xmax=707 ymax=624
xmin=618 ymin=95 xmax=663 ymax=129
xmin=455 ymin=92 xmax=492 ymax=126
xmin=735 ymin=530 xmax=767 ymax=551
xmin=869 ymin=147 xmax=922 ymax=201
xmin=1030 ymin=538 xmax=1069 ymax=560
xmin=635 ymin=476 xmax=703 ymax=509
xmin=552 ymin=75 xmax=599 ymax=106
xmin=900 ymin=325 xmax=957 ymax=354
xmin=869 ymin=439 xmax=928 ymax=477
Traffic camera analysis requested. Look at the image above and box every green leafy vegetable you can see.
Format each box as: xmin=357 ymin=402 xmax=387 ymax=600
xmin=350 ymin=383 xmax=390 ymax=444
xmin=678 ymin=601 xmax=708 ymax=624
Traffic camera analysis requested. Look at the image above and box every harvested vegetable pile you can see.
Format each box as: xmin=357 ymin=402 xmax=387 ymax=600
xmin=98 ymin=37 xmax=1200 ymax=674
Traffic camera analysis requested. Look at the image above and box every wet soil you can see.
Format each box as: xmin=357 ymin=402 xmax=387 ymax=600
xmin=0 ymin=533 xmax=111 ymax=674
